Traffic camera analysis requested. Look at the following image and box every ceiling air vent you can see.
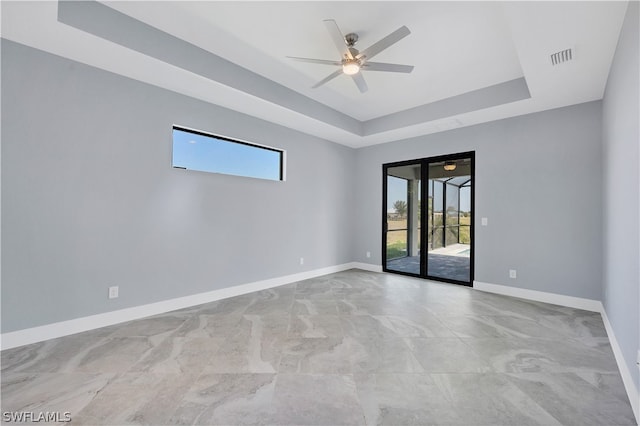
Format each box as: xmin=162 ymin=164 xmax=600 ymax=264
xmin=551 ymin=48 xmax=573 ymax=66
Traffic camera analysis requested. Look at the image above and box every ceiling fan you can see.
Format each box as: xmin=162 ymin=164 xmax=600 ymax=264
xmin=287 ymin=19 xmax=414 ymax=93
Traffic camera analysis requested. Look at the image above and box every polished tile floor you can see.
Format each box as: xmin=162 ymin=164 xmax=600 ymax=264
xmin=1 ymin=269 xmax=635 ymax=425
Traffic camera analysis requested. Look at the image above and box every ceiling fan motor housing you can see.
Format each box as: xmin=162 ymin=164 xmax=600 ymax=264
xmin=344 ymin=32 xmax=359 ymax=47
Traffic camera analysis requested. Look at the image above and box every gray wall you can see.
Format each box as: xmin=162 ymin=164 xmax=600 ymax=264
xmin=354 ymin=101 xmax=604 ymax=300
xmin=1 ymin=40 xmax=355 ymax=333
xmin=602 ymin=1 xmax=640 ymax=395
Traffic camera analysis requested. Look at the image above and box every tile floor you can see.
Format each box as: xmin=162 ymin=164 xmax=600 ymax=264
xmin=1 ymin=269 xmax=636 ymax=425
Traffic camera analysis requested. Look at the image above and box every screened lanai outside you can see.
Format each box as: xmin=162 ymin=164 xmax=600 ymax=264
xmin=426 ymin=172 xmax=472 ymax=282
xmin=384 ymin=154 xmax=473 ymax=285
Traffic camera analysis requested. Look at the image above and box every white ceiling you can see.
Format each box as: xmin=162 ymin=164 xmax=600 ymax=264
xmin=0 ymin=1 xmax=629 ymax=148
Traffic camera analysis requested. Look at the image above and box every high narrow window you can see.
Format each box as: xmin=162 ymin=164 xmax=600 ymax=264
xmin=172 ymin=126 xmax=285 ymax=181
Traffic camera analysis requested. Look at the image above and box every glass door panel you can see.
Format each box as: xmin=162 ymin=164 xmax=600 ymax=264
xmin=426 ymin=159 xmax=472 ymax=283
xmin=384 ymin=163 xmax=422 ymax=275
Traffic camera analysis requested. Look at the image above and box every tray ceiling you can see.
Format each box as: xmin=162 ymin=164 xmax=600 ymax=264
xmin=1 ymin=1 xmax=629 ymax=147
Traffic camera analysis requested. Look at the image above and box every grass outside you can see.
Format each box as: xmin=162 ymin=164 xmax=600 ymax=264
xmin=387 ymin=240 xmax=408 ymax=260
xmin=459 ymin=216 xmax=471 ymax=244
xmin=386 ymin=216 xmax=471 ymax=258
xmin=387 ymin=222 xmax=407 ymax=259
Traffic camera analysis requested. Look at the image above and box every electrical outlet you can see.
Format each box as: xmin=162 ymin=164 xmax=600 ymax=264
xmin=481 ymin=217 xmax=488 ymax=226
xmin=509 ymin=270 xmax=517 ymax=279
xmin=300 ymin=257 xmax=304 ymax=265
xmin=366 ymin=251 xmax=371 ymax=258
xmin=108 ymin=286 xmax=119 ymax=299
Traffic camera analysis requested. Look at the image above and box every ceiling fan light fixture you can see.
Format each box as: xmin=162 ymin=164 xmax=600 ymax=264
xmin=289 ymin=19 xmax=412 ymax=92
xmin=342 ymin=60 xmax=361 ymax=75
xmin=444 ymin=161 xmax=457 ymax=171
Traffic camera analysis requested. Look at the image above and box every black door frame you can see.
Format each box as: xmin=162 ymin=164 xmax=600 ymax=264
xmin=382 ymin=151 xmax=475 ymax=286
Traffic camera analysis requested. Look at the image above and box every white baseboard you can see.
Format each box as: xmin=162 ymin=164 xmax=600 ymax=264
xmin=1 ymin=262 xmax=361 ymax=350
xmin=601 ymin=307 xmax=640 ymax=423
xmin=473 ymin=280 xmax=602 ymax=312
xmin=351 ymin=262 xmax=383 ymax=273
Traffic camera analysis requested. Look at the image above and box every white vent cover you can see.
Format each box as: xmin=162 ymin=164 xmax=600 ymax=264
xmin=551 ymin=48 xmax=573 ymax=65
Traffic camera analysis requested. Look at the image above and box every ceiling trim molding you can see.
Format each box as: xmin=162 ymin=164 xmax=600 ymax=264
xmin=363 ymin=77 xmax=530 ymax=135
xmin=57 ymin=0 xmax=364 ymax=136
xmin=57 ymin=0 xmax=532 ymax=141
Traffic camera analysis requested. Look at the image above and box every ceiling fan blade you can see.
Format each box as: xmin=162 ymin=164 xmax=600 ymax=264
xmin=312 ymin=69 xmax=344 ymax=88
xmin=356 ymin=26 xmax=411 ymax=61
xmin=362 ymin=62 xmax=414 ymax=73
xmin=287 ymin=56 xmax=342 ymax=66
xmin=351 ymin=73 xmax=368 ymax=93
xmin=323 ymin=19 xmax=353 ymax=60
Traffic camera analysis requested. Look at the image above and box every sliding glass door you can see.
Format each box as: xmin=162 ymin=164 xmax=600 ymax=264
xmin=383 ymin=152 xmax=474 ymax=285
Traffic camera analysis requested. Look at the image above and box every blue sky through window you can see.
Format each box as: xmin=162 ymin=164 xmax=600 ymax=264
xmin=172 ymin=128 xmax=283 ymax=181
xmin=387 ymin=176 xmax=407 ymax=213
